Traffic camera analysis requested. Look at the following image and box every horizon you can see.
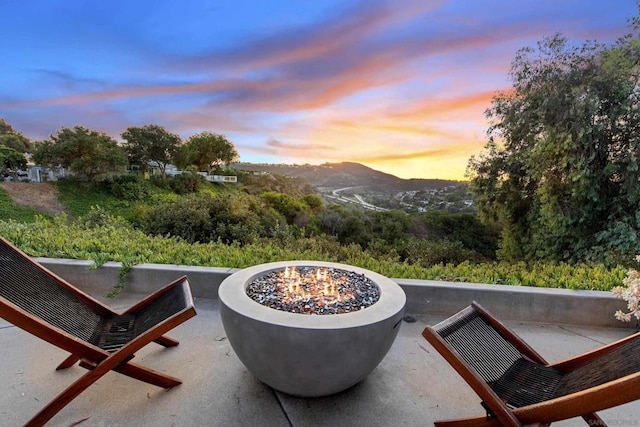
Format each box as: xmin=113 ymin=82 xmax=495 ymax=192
xmin=233 ymin=160 xmax=469 ymax=182
xmin=1 ymin=1 xmax=636 ymax=180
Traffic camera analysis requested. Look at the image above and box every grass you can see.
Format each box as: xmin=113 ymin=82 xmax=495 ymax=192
xmin=0 ymin=188 xmax=49 ymax=222
xmin=55 ymin=180 xmax=132 ymax=218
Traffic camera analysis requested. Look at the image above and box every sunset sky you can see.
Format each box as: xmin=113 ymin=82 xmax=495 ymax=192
xmin=1 ymin=1 xmax=637 ymax=180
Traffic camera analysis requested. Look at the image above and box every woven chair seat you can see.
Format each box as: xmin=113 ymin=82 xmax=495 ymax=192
xmin=492 ymin=358 xmax=563 ymax=408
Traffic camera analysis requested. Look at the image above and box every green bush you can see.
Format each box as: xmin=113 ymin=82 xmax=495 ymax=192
xmin=415 ymin=211 xmax=499 ymax=258
xmin=104 ymin=175 xmax=150 ymax=201
xmin=141 ymin=192 xmax=262 ymax=244
xmin=399 ymin=238 xmax=477 ymax=267
xmin=168 ymin=173 xmax=203 ymax=194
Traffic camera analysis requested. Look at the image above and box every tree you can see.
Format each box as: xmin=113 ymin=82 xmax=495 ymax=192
xmin=371 ymin=210 xmax=411 ymax=245
xmin=467 ymin=25 xmax=640 ymax=264
xmin=32 ymin=126 xmax=127 ymax=182
xmin=121 ymin=125 xmax=181 ymax=177
xmin=177 ymin=131 xmax=239 ymax=174
xmin=0 ymin=118 xmax=32 ymax=152
xmin=0 ymin=133 xmax=31 ymax=153
xmin=0 ymin=145 xmax=27 ymax=176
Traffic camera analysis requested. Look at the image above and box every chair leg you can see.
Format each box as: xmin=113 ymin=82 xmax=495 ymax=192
xmin=114 ymin=361 xmax=182 ymax=388
xmin=25 ymin=360 xmax=118 ymax=426
xmin=434 ymin=416 xmax=503 ymax=427
xmin=56 ymin=354 xmax=81 ymax=370
xmin=57 ymin=334 xmax=178 ymax=371
xmin=582 ymin=413 xmax=606 ymax=427
xmin=77 ymin=358 xmax=182 ymax=388
xmin=154 ymin=335 xmax=179 ymax=347
xmin=26 ymin=349 xmax=183 ymax=426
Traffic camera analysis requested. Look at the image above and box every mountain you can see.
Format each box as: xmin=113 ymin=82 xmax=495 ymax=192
xmin=233 ymin=162 xmax=463 ymax=191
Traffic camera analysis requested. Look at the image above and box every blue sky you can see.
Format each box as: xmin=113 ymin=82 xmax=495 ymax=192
xmin=1 ymin=0 xmax=636 ymax=179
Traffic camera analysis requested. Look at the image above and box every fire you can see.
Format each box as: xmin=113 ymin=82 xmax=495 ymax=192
xmin=246 ymin=265 xmax=380 ymax=315
xmin=281 ymin=266 xmax=353 ymax=306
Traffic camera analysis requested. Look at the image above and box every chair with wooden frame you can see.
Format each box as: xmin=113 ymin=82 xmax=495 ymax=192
xmin=422 ymin=301 xmax=639 ymax=427
xmin=0 ymin=236 xmax=197 ymax=426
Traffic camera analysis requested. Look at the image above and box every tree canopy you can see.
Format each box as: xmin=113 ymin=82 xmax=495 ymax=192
xmin=32 ymin=126 xmax=127 ymax=182
xmin=121 ymin=125 xmax=181 ymax=176
xmin=0 ymin=117 xmax=32 ymax=153
xmin=0 ymin=145 xmax=27 ymax=173
xmin=467 ymin=21 xmax=640 ymax=265
xmin=176 ymin=131 xmax=239 ymax=174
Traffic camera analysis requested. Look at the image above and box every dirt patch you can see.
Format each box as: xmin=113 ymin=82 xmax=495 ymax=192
xmin=0 ymin=182 xmax=66 ymax=217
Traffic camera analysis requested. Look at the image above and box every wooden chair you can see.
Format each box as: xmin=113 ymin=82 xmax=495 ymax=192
xmin=422 ymin=301 xmax=639 ymax=427
xmin=0 ymin=236 xmax=197 ymax=426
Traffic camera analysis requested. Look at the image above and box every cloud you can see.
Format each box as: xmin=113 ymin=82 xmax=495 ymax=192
xmin=2 ymin=0 xmax=636 ymax=178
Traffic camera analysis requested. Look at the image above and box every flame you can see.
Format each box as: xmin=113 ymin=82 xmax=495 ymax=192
xmin=279 ymin=266 xmax=353 ymax=306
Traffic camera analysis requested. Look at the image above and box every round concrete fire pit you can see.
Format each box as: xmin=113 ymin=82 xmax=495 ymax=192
xmin=218 ymin=260 xmax=406 ymax=397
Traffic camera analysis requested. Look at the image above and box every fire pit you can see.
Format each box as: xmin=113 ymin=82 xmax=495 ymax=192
xmin=218 ymin=260 xmax=406 ymax=397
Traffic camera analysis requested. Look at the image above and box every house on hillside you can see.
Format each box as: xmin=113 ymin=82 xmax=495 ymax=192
xmin=25 ymin=165 xmax=69 ymax=182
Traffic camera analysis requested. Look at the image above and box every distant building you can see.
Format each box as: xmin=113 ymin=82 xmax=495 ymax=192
xmin=25 ymin=165 xmax=69 ymax=182
xmin=206 ymin=175 xmax=238 ymax=183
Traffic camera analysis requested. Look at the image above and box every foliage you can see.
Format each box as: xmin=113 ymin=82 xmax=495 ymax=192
xmin=260 ymin=191 xmax=310 ymax=225
xmin=0 ymin=118 xmax=14 ymax=134
xmin=335 ymin=209 xmax=373 ymax=247
xmin=239 ymin=171 xmax=316 ymax=198
xmin=0 ymin=145 xmax=27 ymax=172
xmin=176 ymin=131 xmax=239 ymax=173
xmin=0 ymin=187 xmax=45 ymax=222
xmin=168 ymin=172 xmax=203 ymax=194
xmin=414 ymin=211 xmax=499 ymax=258
xmin=0 ymin=134 xmax=31 ymax=154
xmin=0 ymin=216 xmax=627 ymax=292
xmin=55 ymin=179 xmax=133 ymax=218
xmin=0 ymin=117 xmax=31 ymax=152
xmin=467 ymin=26 xmax=640 ymax=265
xmin=612 ymin=255 xmax=640 ymax=322
xmin=32 ymin=126 xmax=127 ymax=182
xmin=398 ymin=238 xmax=478 ymax=267
xmin=121 ymin=124 xmax=181 ymax=177
xmin=140 ymin=192 xmax=262 ymax=245
xmin=370 ymin=210 xmax=411 ymax=245
xmin=102 ymin=174 xmax=151 ymax=201
xmin=302 ymin=194 xmax=323 ymax=210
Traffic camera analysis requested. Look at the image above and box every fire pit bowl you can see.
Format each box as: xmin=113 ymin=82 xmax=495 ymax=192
xmin=218 ymin=260 xmax=406 ymax=397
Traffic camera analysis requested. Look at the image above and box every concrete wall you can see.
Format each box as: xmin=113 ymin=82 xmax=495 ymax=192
xmin=36 ymin=257 xmax=635 ymax=329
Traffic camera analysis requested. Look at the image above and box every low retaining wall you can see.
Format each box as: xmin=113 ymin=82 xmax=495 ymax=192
xmin=36 ymin=258 xmax=634 ymax=329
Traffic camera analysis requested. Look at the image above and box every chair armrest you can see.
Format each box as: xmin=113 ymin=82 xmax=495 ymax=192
xmin=124 ymin=276 xmax=196 ymax=336
xmin=511 ymin=372 xmax=640 ymax=424
xmin=548 ymin=332 xmax=639 ymax=372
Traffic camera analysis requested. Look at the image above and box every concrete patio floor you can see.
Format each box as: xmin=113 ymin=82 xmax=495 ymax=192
xmin=1 ymin=291 xmax=638 ymax=427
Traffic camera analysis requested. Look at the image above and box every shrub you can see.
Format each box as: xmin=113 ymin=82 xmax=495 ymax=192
xmin=169 ymin=173 xmax=203 ymax=194
xmin=141 ymin=193 xmax=263 ymax=245
xmin=399 ymin=238 xmax=477 ymax=267
xmin=104 ymin=175 xmax=150 ymax=200
xmin=142 ymin=194 xmax=214 ymax=243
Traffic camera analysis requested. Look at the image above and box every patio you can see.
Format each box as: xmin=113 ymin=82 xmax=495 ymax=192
xmin=1 ymin=261 xmax=639 ymax=426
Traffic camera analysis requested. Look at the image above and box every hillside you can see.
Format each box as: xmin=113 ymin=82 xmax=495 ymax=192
xmin=234 ymin=162 xmax=463 ymax=191
xmin=234 ymin=161 xmax=473 ymax=213
xmin=0 ymin=182 xmax=66 ymax=217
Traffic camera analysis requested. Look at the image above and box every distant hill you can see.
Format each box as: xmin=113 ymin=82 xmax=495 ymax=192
xmin=233 ymin=162 xmax=464 ymax=191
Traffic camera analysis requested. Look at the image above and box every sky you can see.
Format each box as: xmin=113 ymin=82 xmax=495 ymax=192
xmin=1 ymin=1 xmax=637 ymax=180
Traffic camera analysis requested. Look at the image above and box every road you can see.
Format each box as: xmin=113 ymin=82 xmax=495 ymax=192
xmin=326 ymin=187 xmax=388 ymax=211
